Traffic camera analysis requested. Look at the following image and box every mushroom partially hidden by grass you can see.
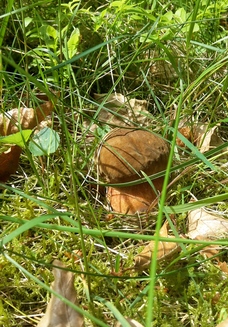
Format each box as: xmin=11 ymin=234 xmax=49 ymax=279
xmin=96 ymin=128 xmax=170 ymax=214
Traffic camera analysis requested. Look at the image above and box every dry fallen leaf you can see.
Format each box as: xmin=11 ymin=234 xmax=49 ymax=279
xmin=193 ymin=123 xmax=224 ymax=153
xmin=176 ymin=126 xmax=193 ymax=147
xmin=176 ymin=121 xmax=227 ymax=156
xmin=199 ymin=245 xmax=228 ymax=274
xmin=0 ymin=145 xmax=22 ymax=182
xmin=199 ymin=244 xmax=220 ymax=260
xmin=218 ymin=261 xmax=228 ymax=273
xmin=216 ymin=317 xmax=228 ymax=327
xmin=187 ymin=204 xmax=228 ymax=274
xmin=37 ymin=260 xmax=84 ymax=327
xmin=115 ymin=318 xmax=144 ymax=327
xmin=84 ymin=92 xmax=150 ymax=129
xmin=149 ymin=50 xmax=178 ymax=83
xmin=134 ymin=221 xmax=180 ymax=269
xmin=187 ymin=207 xmax=228 ymax=240
xmin=177 ymin=122 xmax=226 ymax=153
xmin=0 ymin=98 xmax=56 ymax=136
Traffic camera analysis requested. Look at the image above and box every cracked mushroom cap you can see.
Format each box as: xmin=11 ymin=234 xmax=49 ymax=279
xmin=97 ymin=128 xmax=170 ymax=184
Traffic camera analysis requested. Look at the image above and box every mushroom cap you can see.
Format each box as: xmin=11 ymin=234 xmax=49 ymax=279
xmin=97 ymin=128 xmax=169 ymax=183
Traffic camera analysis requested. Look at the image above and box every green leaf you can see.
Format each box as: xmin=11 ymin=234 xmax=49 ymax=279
xmin=175 ymin=7 xmax=187 ymax=23
xmin=46 ymin=25 xmax=58 ymax=40
xmin=0 ymin=130 xmax=33 ymax=148
xmin=162 ymin=10 xmax=173 ymax=22
xmin=110 ymin=0 xmax=125 ymax=8
xmin=24 ymin=16 xmax=32 ymax=28
xmin=67 ymin=28 xmax=80 ymax=58
xmin=29 ymin=127 xmax=60 ymax=156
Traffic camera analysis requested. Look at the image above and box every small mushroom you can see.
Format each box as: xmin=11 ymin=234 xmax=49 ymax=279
xmin=96 ymin=128 xmax=170 ymax=214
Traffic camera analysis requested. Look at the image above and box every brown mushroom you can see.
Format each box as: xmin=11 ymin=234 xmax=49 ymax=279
xmin=96 ymin=128 xmax=170 ymax=214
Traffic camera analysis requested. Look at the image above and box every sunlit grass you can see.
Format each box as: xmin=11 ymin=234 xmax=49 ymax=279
xmin=0 ymin=0 xmax=228 ymax=326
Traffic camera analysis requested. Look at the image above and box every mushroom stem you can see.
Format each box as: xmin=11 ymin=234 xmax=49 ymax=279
xmin=107 ymin=177 xmax=164 ymax=214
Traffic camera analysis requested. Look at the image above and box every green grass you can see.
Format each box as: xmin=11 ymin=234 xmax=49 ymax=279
xmin=0 ymin=0 xmax=228 ymax=326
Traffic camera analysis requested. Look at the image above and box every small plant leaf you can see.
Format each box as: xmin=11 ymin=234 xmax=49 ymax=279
xmin=24 ymin=16 xmax=32 ymax=28
xmin=46 ymin=25 xmax=58 ymax=40
xmin=162 ymin=11 xmax=173 ymax=22
xmin=175 ymin=7 xmax=187 ymax=23
xmin=29 ymin=127 xmax=60 ymax=156
xmin=0 ymin=130 xmax=32 ymax=148
xmin=67 ymin=28 xmax=80 ymax=58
